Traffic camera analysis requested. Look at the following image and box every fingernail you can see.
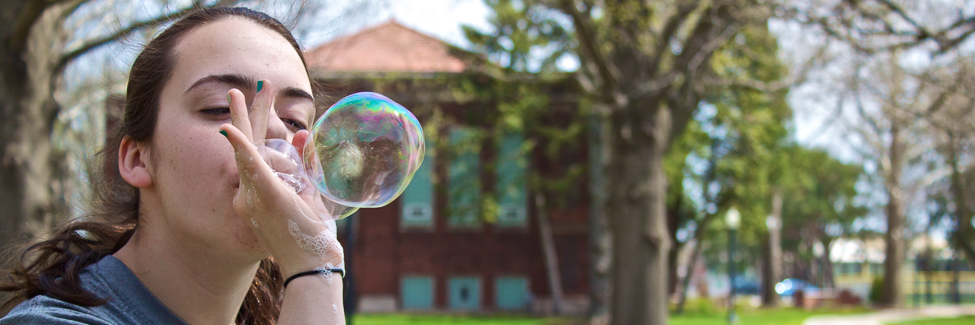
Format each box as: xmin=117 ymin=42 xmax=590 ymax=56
xmin=220 ymin=130 xmax=228 ymax=138
xmin=256 ymin=80 xmax=264 ymax=93
xmin=227 ymin=93 xmax=232 ymax=104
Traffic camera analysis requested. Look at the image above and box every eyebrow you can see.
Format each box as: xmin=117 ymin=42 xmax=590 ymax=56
xmin=185 ymin=73 xmax=315 ymax=102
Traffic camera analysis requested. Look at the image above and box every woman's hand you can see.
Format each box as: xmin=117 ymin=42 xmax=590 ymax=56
xmin=218 ymin=80 xmax=344 ymax=280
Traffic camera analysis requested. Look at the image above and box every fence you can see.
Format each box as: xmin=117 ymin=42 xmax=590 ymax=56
xmin=910 ymin=273 xmax=975 ymax=305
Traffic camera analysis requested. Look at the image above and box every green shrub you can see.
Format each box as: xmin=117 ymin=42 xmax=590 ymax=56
xmin=869 ymin=276 xmax=884 ymax=303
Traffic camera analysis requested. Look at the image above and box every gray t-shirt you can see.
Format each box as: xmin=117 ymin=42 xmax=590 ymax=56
xmin=0 ymin=256 xmax=187 ymax=324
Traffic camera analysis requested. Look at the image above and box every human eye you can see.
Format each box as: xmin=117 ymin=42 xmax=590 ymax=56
xmin=201 ymin=107 xmax=230 ymax=118
xmin=282 ymin=118 xmax=307 ymax=131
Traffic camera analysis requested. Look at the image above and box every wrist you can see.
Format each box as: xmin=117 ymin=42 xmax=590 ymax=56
xmin=284 ymin=267 xmax=345 ymax=288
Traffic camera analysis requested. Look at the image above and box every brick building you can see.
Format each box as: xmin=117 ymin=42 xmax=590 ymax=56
xmin=305 ymin=21 xmax=592 ymax=314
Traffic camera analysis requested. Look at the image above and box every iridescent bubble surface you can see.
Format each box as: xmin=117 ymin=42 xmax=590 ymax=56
xmin=260 ymin=139 xmax=359 ymax=220
xmin=303 ymin=92 xmax=425 ymax=208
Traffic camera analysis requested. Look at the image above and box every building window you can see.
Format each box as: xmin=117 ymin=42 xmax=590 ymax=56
xmin=401 ymin=147 xmax=434 ymax=229
xmin=835 ymin=263 xmax=862 ymax=275
xmin=495 ymin=133 xmax=527 ymax=228
xmin=495 ymin=276 xmax=529 ymax=310
xmin=448 ymin=128 xmax=481 ymax=229
xmin=401 ymin=276 xmax=434 ymax=310
xmin=870 ymin=263 xmax=883 ymax=275
xmin=448 ymin=276 xmax=481 ymax=310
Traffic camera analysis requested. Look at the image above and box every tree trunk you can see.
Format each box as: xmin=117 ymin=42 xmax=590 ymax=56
xmin=946 ymin=132 xmax=975 ymax=266
xmin=666 ymin=189 xmax=685 ymax=298
xmin=951 ymin=250 xmax=961 ymax=304
xmin=0 ymin=1 xmax=76 ymax=263
xmin=881 ymin=123 xmax=906 ymax=307
xmin=607 ymin=99 xmax=671 ymax=325
xmin=587 ymin=113 xmax=611 ymax=324
xmin=675 ymin=240 xmax=703 ymax=314
xmin=761 ymin=190 xmax=783 ymax=307
xmin=536 ymin=193 xmax=564 ymax=315
xmin=822 ymin=239 xmax=835 ymax=289
xmin=667 ymin=238 xmax=681 ymax=297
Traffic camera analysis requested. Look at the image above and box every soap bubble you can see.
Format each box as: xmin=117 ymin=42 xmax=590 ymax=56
xmin=303 ymin=92 xmax=425 ymax=208
xmin=260 ymin=139 xmax=307 ymax=194
xmin=257 ymin=92 xmax=424 ymax=220
xmin=260 ymin=139 xmax=359 ymax=219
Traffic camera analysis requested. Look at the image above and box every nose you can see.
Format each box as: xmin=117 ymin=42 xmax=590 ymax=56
xmin=266 ymin=108 xmax=291 ymax=142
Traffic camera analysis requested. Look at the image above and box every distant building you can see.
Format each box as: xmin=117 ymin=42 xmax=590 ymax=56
xmin=305 ymin=21 xmax=591 ymax=314
xmin=830 ymin=236 xmax=974 ymax=303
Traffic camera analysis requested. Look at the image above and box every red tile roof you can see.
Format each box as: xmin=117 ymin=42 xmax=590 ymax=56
xmin=306 ymin=20 xmax=467 ymax=73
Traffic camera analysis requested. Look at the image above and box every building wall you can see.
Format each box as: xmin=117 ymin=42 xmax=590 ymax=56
xmin=320 ymin=77 xmax=591 ymax=313
xmin=343 ymin=196 xmax=589 ymax=312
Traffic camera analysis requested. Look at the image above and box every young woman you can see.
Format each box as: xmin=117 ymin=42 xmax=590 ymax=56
xmin=0 ymin=7 xmax=345 ymax=324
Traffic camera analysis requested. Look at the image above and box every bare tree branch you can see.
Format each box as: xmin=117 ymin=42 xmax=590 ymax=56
xmin=52 ymin=0 xmax=242 ymax=77
xmin=559 ymin=0 xmax=623 ymax=105
xmin=646 ymin=2 xmax=703 ymax=78
xmin=11 ymin=0 xmax=86 ymax=54
xmin=785 ymin=0 xmax=975 ymax=55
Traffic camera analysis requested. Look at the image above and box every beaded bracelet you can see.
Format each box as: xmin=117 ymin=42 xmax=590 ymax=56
xmin=283 ymin=268 xmax=345 ymax=288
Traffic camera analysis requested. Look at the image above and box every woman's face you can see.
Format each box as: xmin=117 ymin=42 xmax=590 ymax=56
xmin=147 ymin=17 xmax=315 ymax=261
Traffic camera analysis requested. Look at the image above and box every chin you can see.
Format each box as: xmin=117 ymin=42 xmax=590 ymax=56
xmin=229 ymin=218 xmax=270 ymax=257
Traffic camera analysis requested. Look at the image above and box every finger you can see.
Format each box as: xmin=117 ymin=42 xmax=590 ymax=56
xmin=228 ymin=89 xmax=253 ymax=143
xmin=220 ymin=123 xmax=277 ymax=192
xmin=293 ymin=129 xmax=310 ymax=159
xmin=251 ymin=80 xmax=274 ymax=146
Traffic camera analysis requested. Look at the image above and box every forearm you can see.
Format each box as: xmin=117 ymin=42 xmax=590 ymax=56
xmin=277 ymin=274 xmax=345 ymax=325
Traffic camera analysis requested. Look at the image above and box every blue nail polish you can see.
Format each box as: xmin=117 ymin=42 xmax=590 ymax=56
xmin=257 ymin=80 xmax=263 ymax=93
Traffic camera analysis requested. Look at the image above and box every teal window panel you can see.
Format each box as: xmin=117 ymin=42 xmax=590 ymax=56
xmin=448 ymin=128 xmax=481 ymax=228
xmin=448 ymin=276 xmax=481 ymax=310
xmin=495 ymin=276 xmax=529 ymax=310
xmin=401 ymin=147 xmax=434 ymax=228
xmin=870 ymin=263 xmax=883 ymax=275
xmin=495 ymin=133 xmax=527 ymax=227
xmin=401 ymin=276 xmax=434 ymax=310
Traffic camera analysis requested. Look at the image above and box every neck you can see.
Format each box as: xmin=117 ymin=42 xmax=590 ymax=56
xmin=115 ymin=225 xmax=259 ymax=325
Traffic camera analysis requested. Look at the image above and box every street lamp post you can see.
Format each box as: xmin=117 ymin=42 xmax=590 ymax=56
xmin=726 ymin=207 xmax=741 ymax=324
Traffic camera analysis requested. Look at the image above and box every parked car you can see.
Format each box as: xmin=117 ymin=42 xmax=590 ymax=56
xmin=775 ymin=278 xmax=817 ymax=296
xmin=732 ymin=277 xmax=761 ymax=295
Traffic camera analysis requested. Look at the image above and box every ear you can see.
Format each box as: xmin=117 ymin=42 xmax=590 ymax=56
xmin=118 ymin=135 xmax=153 ymax=188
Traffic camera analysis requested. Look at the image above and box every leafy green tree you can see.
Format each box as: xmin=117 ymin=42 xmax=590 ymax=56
xmin=669 ymin=22 xmax=794 ymax=311
xmin=468 ymin=1 xmax=797 ymax=323
xmin=777 ymin=146 xmax=866 ymax=288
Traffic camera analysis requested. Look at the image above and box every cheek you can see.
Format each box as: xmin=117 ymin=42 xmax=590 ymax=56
xmin=155 ymin=128 xmax=239 ymax=193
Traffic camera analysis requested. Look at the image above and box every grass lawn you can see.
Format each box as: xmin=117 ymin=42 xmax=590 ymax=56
xmin=351 ymin=308 xmax=868 ymax=325
xmin=671 ymin=307 xmax=869 ymax=325
xmin=353 ymin=314 xmax=571 ymax=325
xmin=889 ymin=316 xmax=975 ymax=325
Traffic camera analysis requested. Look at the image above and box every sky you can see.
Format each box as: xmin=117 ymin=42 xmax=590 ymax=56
xmin=297 ymin=0 xmax=493 ymax=50
xmin=312 ymin=1 xmax=829 ymax=148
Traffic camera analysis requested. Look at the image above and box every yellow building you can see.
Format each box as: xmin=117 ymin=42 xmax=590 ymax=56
xmin=830 ymin=237 xmax=975 ymax=304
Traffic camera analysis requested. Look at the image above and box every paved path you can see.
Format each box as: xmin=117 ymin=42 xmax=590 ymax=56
xmin=802 ymin=305 xmax=975 ymax=325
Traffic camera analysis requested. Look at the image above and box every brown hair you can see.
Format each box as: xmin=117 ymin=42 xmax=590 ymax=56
xmin=1 ymin=7 xmax=312 ymax=324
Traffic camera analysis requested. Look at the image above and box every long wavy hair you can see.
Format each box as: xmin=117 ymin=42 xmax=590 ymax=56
xmin=0 ymin=7 xmax=314 ymax=324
